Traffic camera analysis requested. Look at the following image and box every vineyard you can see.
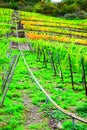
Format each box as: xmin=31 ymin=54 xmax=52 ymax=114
xmin=0 ymin=8 xmax=87 ymax=130
xmin=21 ymin=12 xmax=87 ymax=45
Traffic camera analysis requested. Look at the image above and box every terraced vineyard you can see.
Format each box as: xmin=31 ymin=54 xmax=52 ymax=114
xmin=0 ymin=8 xmax=87 ymax=130
xmin=21 ymin=12 xmax=87 ymax=45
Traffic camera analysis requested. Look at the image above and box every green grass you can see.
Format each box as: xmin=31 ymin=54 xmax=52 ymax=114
xmin=28 ymin=123 xmax=50 ymax=130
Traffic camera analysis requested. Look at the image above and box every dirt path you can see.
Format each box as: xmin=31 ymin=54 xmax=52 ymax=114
xmin=22 ymin=90 xmax=50 ymax=130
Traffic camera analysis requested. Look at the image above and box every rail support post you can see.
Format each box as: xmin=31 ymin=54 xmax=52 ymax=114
xmin=72 ymin=117 xmax=75 ymax=130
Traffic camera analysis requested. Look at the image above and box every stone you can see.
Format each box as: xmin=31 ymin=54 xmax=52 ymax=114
xmin=57 ymin=122 xmax=63 ymax=130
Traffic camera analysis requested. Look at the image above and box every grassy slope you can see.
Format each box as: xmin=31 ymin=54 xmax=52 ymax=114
xmin=0 ymin=38 xmax=87 ymax=129
xmin=0 ymin=8 xmax=87 ymax=130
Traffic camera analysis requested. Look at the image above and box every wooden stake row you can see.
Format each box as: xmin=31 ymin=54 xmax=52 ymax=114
xmin=35 ymin=46 xmax=87 ymax=96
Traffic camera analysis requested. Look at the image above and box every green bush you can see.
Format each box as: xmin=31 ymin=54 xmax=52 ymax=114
xmin=9 ymin=2 xmax=18 ymax=10
xmin=57 ymin=0 xmax=87 ymax=18
xmin=63 ymin=121 xmax=87 ymax=130
xmin=33 ymin=2 xmax=58 ymax=16
xmin=33 ymin=2 xmax=43 ymax=13
xmin=60 ymin=4 xmax=70 ymax=15
xmin=75 ymin=10 xmax=87 ymax=19
xmin=64 ymin=10 xmax=87 ymax=19
xmin=68 ymin=3 xmax=79 ymax=13
xmin=21 ymin=5 xmax=33 ymax=12
xmin=64 ymin=13 xmax=77 ymax=19
xmin=76 ymin=102 xmax=87 ymax=118
xmin=0 ymin=3 xmax=10 ymax=8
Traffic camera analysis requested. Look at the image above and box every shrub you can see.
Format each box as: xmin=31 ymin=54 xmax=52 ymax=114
xmin=64 ymin=10 xmax=87 ymax=19
xmin=64 ymin=13 xmax=77 ymax=19
xmin=76 ymin=102 xmax=87 ymax=118
xmin=33 ymin=2 xmax=43 ymax=13
xmin=60 ymin=4 xmax=70 ymax=15
xmin=21 ymin=5 xmax=33 ymax=12
xmin=75 ymin=10 xmax=87 ymax=19
xmin=63 ymin=121 xmax=87 ymax=130
xmin=0 ymin=3 xmax=10 ymax=8
xmin=68 ymin=3 xmax=79 ymax=13
xmin=9 ymin=2 xmax=18 ymax=10
xmin=33 ymin=2 xmax=58 ymax=16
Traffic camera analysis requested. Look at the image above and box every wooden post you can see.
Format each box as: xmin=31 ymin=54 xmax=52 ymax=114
xmin=82 ymin=71 xmax=85 ymax=89
xmin=46 ymin=47 xmax=49 ymax=63
xmin=59 ymin=69 xmax=63 ymax=82
xmin=29 ymin=43 xmax=32 ymax=51
xmin=68 ymin=54 xmax=74 ymax=89
xmin=2 ymin=55 xmax=17 ymax=93
xmin=43 ymin=48 xmax=47 ymax=68
xmin=57 ymin=54 xmax=63 ymax=82
xmin=0 ymin=54 xmax=20 ymax=107
xmin=81 ymin=57 xmax=87 ymax=96
xmin=50 ymin=52 xmax=57 ymax=76
xmin=37 ymin=46 xmax=40 ymax=61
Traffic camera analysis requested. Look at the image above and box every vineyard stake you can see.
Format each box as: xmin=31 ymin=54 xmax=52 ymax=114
xmin=43 ymin=48 xmax=47 ymax=68
xmin=81 ymin=57 xmax=87 ymax=96
xmin=37 ymin=46 xmax=40 ymax=61
xmin=50 ymin=52 xmax=57 ymax=76
xmin=68 ymin=54 xmax=74 ymax=89
xmin=57 ymin=54 xmax=63 ymax=82
xmin=2 ymin=55 xmax=17 ymax=93
xmin=0 ymin=54 xmax=20 ymax=107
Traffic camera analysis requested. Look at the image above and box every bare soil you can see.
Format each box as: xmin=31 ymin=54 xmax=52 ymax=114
xmin=10 ymin=41 xmax=30 ymax=50
xmin=22 ymin=90 xmax=50 ymax=130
